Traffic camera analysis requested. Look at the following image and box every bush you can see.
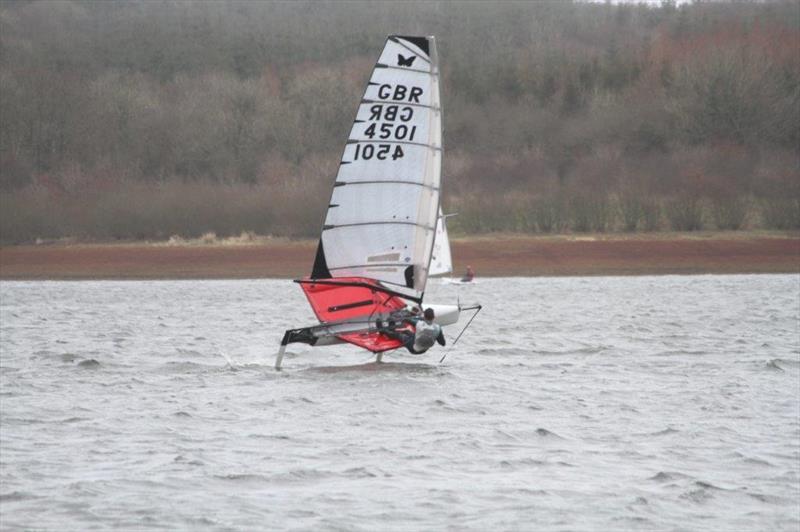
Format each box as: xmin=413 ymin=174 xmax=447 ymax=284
xmin=619 ymin=194 xmax=644 ymax=232
xmin=761 ymin=197 xmax=800 ymax=230
xmin=711 ymin=197 xmax=749 ymax=230
xmin=570 ymin=195 xmax=612 ymax=232
xmin=666 ymin=196 xmax=704 ymax=231
xmin=533 ymin=194 xmax=567 ymax=233
xmin=640 ymin=198 xmax=662 ymax=232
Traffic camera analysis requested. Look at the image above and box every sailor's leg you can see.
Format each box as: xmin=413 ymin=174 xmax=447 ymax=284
xmin=376 ymin=323 xmax=417 ymax=354
xmin=376 ymin=352 xmax=384 ymax=363
xmin=401 ymin=334 xmax=422 ymax=354
xmin=376 ymin=324 xmax=401 ymax=341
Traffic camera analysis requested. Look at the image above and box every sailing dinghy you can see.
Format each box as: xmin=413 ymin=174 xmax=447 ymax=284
xmin=276 ymin=35 xmax=480 ymax=370
xmin=429 ymin=212 xmax=480 ymax=285
xmin=430 ymin=208 xmax=454 ymax=277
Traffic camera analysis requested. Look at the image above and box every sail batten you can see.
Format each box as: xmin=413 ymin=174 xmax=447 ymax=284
xmin=360 ymin=99 xmax=440 ymax=110
xmin=323 ymin=221 xmax=436 ymax=231
xmin=335 ymin=180 xmax=439 ymax=190
xmin=375 ymin=64 xmax=433 ymax=75
xmin=311 ymin=35 xmax=441 ymax=298
xmin=346 ymin=139 xmax=441 ymax=149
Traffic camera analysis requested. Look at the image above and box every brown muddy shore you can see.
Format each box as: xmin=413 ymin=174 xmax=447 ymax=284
xmin=0 ymin=233 xmax=798 ymax=280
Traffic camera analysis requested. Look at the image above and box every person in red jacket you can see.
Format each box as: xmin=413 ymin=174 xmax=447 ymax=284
xmin=461 ymin=265 xmax=475 ymax=283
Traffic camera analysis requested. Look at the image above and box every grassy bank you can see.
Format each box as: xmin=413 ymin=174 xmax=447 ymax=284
xmin=1 ymin=232 xmax=796 ymax=280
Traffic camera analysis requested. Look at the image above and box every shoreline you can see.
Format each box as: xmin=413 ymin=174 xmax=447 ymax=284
xmin=1 ymin=232 xmax=797 ymax=280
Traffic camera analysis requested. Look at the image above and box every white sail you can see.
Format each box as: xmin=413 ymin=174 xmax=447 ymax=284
xmin=311 ymin=36 xmax=442 ymax=298
xmin=429 ymin=208 xmax=453 ymax=276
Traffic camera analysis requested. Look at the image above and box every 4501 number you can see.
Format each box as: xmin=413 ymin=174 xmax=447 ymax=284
xmin=363 ymin=123 xmax=417 ymax=141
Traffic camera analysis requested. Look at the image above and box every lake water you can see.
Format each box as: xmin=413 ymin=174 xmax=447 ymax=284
xmin=1 ymin=275 xmax=798 ymax=531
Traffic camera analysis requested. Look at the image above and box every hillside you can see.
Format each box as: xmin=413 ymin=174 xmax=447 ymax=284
xmin=0 ymin=0 xmax=798 ymax=242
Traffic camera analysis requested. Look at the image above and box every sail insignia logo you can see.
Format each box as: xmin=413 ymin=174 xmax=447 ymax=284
xmin=397 ymin=54 xmax=416 ymax=67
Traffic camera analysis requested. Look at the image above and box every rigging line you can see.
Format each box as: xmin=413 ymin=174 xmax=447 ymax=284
xmin=346 ymin=138 xmax=442 ymax=150
xmin=439 ymin=305 xmax=482 ymax=364
xmin=452 ymin=305 xmax=482 ymax=346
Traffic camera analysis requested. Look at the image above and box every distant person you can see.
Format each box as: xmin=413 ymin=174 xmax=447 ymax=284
xmin=461 ymin=265 xmax=475 ymax=283
xmin=376 ymin=307 xmax=445 ymax=354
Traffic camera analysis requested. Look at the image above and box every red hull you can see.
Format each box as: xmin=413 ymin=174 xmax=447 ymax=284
xmin=298 ymin=277 xmax=409 ymax=353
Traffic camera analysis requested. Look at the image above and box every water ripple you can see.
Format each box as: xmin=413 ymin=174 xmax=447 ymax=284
xmin=1 ymin=275 xmax=798 ymax=531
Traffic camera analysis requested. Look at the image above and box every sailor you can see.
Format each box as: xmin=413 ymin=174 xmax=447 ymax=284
xmin=461 ymin=265 xmax=475 ymax=283
xmin=377 ymin=307 xmax=445 ymax=354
